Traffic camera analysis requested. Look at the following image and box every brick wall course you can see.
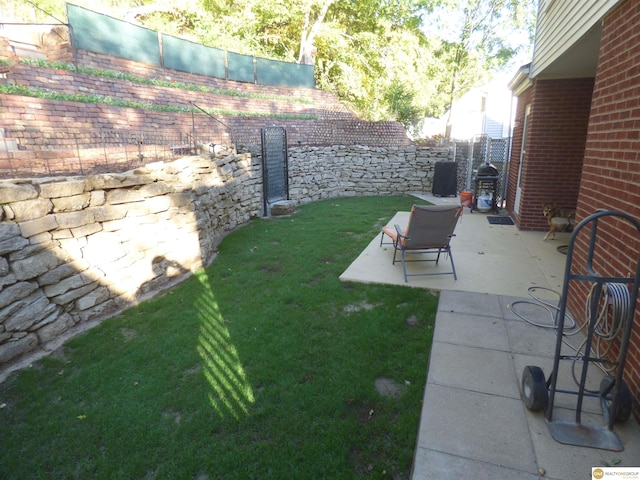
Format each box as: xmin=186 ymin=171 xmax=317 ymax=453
xmin=1 ymin=34 xmax=411 ymax=179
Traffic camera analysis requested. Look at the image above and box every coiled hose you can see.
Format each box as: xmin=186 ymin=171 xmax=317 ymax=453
xmin=509 ymin=283 xmax=632 ymax=391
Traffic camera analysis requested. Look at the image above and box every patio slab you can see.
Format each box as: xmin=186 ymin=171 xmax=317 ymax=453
xmin=339 ymin=200 xmax=571 ymax=297
xmin=417 ymin=383 xmax=538 ymax=473
xmin=412 ymin=290 xmax=640 ymax=480
xmin=339 ymin=195 xmax=640 ymax=480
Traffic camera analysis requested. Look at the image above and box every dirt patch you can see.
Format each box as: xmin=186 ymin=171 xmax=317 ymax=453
xmin=405 ymin=315 xmax=420 ymax=327
xmin=346 ymin=399 xmax=377 ymax=425
xmin=375 ymin=377 xmax=404 ymax=399
xmin=260 ymin=265 xmax=281 ymax=273
xmin=119 ymin=328 xmax=137 ymax=342
xmin=162 ymin=408 xmax=182 ymax=424
xmin=343 ymin=302 xmax=378 ymax=315
xmin=182 ymin=364 xmax=201 ymax=376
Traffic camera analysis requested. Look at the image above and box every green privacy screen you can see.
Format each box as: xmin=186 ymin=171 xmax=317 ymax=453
xmin=66 ymin=3 xmax=314 ymax=88
xmin=67 ymin=4 xmax=160 ymax=66
xmin=256 ymin=58 xmax=315 ymax=88
xmin=227 ymin=52 xmax=255 ymax=83
xmin=162 ymin=34 xmax=226 ymax=78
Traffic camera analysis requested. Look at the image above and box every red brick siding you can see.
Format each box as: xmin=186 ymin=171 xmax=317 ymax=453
xmin=507 ymin=79 xmax=593 ymax=230
xmin=569 ymin=0 xmax=640 ymax=417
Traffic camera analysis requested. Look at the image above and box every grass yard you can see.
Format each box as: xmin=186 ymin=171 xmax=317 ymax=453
xmin=0 ymin=195 xmax=439 ymax=480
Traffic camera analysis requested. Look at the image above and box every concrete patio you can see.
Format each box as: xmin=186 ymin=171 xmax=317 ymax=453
xmin=340 ymin=194 xmax=640 ymax=480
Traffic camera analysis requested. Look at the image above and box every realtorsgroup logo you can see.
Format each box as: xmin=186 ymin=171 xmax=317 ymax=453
xmin=592 ymin=466 xmax=640 ymax=479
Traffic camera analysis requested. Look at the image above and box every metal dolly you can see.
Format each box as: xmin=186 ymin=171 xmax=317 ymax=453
xmin=521 ymin=210 xmax=640 ymax=451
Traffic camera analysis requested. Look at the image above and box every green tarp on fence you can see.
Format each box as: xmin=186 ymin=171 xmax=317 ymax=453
xmin=257 ymin=58 xmax=315 ymax=88
xmin=66 ymin=3 xmax=314 ymax=88
xmin=227 ymin=52 xmax=255 ymax=83
xmin=67 ymin=4 xmax=160 ymax=66
xmin=162 ymin=34 xmax=226 ymax=79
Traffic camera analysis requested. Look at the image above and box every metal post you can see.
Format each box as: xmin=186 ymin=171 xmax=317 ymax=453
xmin=465 ymin=139 xmax=473 ymax=191
xmin=191 ymin=102 xmax=196 ymax=154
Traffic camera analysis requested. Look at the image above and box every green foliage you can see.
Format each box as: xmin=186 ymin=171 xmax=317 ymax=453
xmin=194 ymin=0 xmax=535 ymax=122
xmin=385 ymin=82 xmax=423 ymax=129
xmin=0 ymin=82 xmax=317 ymax=119
xmin=19 ymin=57 xmax=314 ymax=104
xmin=0 ymin=195 xmax=437 ymax=479
xmin=3 ymin=0 xmax=537 ymax=131
xmin=424 ymin=0 xmax=537 ymax=118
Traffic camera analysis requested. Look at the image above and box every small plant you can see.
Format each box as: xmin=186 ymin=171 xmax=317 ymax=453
xmin=20 ymin=57 xmax=314 ymax=105
xmin=0 ymin=83 xmax=317 ymax=119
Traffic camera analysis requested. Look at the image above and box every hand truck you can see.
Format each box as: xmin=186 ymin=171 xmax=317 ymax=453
xmin=521 ymin=210 xmax=640 ymax=451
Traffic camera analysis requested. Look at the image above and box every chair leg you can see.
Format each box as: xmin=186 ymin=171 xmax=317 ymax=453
xmin=381 ymin=231 xmax=399 ymax=265
xmin=448 ymin=248 xmax=457 ymax=280
xmin=401 ymin=249 xmax=408 ymax=282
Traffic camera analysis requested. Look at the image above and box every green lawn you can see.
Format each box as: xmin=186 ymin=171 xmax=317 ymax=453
xmin=0 ymin=195 xmax=438 ymax=480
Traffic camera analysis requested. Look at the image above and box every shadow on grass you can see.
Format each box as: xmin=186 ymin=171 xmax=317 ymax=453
xmin=195 ymin=270 xmax=255 ymax=420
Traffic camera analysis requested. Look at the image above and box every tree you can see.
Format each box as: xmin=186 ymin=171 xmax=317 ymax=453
xmin=298 ymin=0 xmax=335 ymax=65
xmin=423 ymin=0 xmax=536 ymax=136
xmin=3 ymin=0 xmax=536 ymax=130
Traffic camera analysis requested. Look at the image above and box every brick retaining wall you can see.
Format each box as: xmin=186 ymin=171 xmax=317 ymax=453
xmin=0 ymin=51 xmax=411 ymax=178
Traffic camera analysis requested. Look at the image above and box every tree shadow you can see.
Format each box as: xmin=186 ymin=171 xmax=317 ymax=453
xmin=192 ymin=269 xmax=255 ymax=420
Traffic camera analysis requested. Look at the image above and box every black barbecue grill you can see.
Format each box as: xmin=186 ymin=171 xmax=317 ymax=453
xmin=471 ymin=162 xmax=500 ymax=214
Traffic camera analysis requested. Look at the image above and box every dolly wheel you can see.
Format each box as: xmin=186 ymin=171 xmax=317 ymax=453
xmin=600 ymin=376 xmax=632 ymax=423
xmin=522 ymin=366 xmax=547 ymax=412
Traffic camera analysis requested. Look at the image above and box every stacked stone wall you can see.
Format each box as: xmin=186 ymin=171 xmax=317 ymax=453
xmin=0 ymin=144 xmax=452 ymax=379
xmin=288 ymin=145 xmax=450 ymax=202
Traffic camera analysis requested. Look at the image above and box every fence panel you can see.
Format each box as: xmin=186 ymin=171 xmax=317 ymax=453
xmin=261 ymin=127 xmax=289 ymax=213
xmin=256 ymin=58 xmax=315 ymax=88
xmin=67 ymin=4 xmax=160 ymax=66
xmin=162 ymin=34 xmax=226 ymax=78
xmin=227 ymin=52 xmax=255 ymax=83
xmin=66 ymin=4 xmax=315 ymax=88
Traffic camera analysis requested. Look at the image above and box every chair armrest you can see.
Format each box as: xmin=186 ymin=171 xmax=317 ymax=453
xmin=394 ymin=224 xmax=407 ymax=239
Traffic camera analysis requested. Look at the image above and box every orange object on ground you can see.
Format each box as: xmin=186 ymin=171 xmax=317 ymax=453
xmin=460 ymin=191 xmax=473 ymax=207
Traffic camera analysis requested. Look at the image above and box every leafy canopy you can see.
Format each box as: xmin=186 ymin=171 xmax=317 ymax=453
xmin=6 ymin=0 xmax=536 ymax=133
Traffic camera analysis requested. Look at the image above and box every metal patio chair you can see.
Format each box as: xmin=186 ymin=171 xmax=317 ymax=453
xmin=380 ymin=204 xmax=462 ymax=282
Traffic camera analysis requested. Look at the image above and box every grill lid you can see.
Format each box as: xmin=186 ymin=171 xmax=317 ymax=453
xmin=477 ymin=162 xmax=499 ymax=177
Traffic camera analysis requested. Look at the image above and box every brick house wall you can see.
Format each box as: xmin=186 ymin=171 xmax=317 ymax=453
xmin=508 ymin=0 xmax=640 ymax=421
xmin=569 ymin=0 xmax=640 ymax=418
xmin=507 ymin=78 xmax=594 ymax=231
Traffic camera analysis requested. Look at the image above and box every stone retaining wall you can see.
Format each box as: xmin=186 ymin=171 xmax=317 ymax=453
xmin=288 ymin=145 xmax=450 ymax=202
xmin=0 ymin=144 xmax=452 ymax=379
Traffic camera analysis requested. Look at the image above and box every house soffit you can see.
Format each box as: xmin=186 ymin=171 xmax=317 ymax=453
xmin=533 ymin=23 xmax=601 ymax=80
